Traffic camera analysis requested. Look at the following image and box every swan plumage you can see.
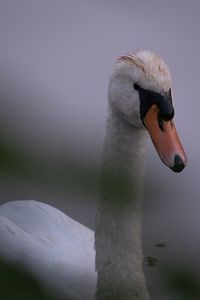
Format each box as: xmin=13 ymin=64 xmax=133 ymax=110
xmin=0 ymin=200 xmax=96 ymax=299
xmin=0 ymin=50 xmax=187 ymax=299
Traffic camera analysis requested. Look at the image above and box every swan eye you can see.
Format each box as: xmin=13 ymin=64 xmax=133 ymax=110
xmin=134 ymin=83 xmax=141 ymax=91
xmin=168 ymin=88 xmax=172 ymax=103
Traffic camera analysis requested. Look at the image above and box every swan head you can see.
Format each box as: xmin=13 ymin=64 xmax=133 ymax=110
xmin=109 ymin=50 xmax=187 ymax=172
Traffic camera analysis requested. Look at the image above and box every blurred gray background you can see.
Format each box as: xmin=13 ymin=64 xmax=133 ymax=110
xmin=0 ymin=0 xmax=200 ymax=299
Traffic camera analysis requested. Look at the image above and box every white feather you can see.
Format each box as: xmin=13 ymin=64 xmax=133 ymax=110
xmin=0 ymin=200 xmax=96 ymax=299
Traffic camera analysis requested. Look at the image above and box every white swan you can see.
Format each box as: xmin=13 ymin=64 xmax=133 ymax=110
xmin=0 ymin=50 xmax=187 ymax=300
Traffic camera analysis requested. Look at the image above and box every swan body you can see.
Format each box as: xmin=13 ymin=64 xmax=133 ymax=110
xmin=0 ymin=50 xmax=187 ymax=299
xmin=0 ymin=200 xmax=96 ymax=299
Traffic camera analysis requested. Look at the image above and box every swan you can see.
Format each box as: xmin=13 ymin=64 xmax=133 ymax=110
xmin=0 ymin=50 xmax=187 ymax=300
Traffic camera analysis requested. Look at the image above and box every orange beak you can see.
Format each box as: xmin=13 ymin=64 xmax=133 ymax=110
xmin=143 ymin=104 xmax=187 ymax=172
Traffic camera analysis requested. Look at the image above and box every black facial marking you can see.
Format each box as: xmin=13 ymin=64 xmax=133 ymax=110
xmin=134 ymin=83 xmax=174 ymax=122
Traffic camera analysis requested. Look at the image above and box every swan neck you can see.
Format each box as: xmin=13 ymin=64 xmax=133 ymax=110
xmin=95 ymin=109 xmax=150 ymax=300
